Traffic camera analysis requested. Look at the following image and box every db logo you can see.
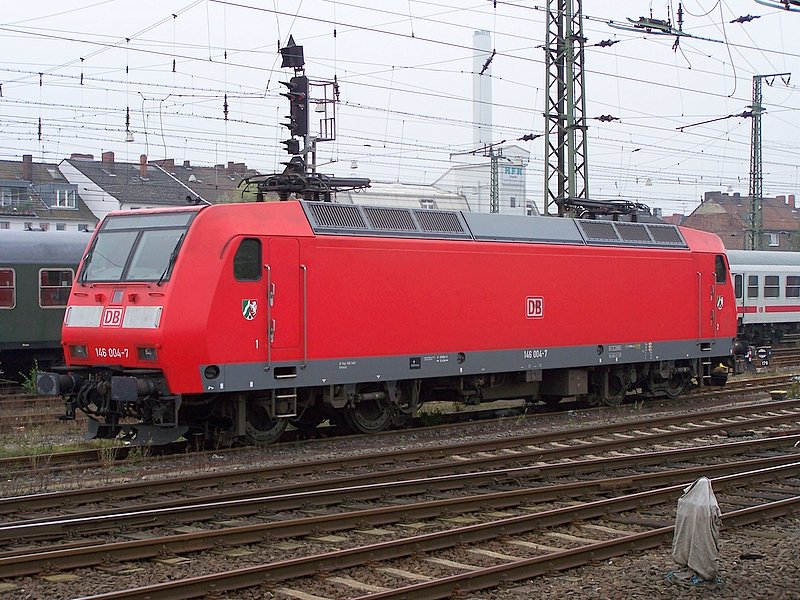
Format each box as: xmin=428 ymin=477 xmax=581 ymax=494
xmin=526 ymin=296 xmax=544 ymax=319
xmin=101 ymin=307 xmax=125 ymax=327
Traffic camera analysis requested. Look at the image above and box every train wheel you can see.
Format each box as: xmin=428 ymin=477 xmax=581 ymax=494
xmin=245 ymin=398 xmax=288 ymax=444
xmin=664 ymin=373 xmax=688 ymax=398
xmin=342 ymin=397 xmax=394 ymax=434
xmin=603 ymin=373 xmax=627 ymax=407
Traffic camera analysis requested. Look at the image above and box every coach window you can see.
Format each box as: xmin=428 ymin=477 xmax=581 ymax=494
xmin=234 ymin=238 xmax=261 ymax=281
xmin=40 ymin=269 xmax=74 ymax=307
xmin=787 ymin=276 xmax=800 ymax=298
xmin=0 ymin=268 xmax=14 ymax=308
xmin=734 ymin=274 xmax=743 ymax=299
xmin=747 ymin=275 xmax=759 ymax=298
xmin=764 ymin=275 xmax=780 ymax=298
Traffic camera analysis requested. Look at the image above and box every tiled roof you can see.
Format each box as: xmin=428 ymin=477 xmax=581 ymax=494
xmin=0 ymin=158 xmax=97 ymax=222
xmin=683 ymin=192 xmax=800 ymax=250
xmin=66 ymin=157 xmax=197 ymax=206
xmin=150 ymin=159 xmax=261 ymax=204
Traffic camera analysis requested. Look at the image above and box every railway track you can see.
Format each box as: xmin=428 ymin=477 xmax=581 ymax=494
xmin=0 ymin=372 xmax=795 ymax=478
xmin=2 ymin=395 xmax=800 ymax=520
xmin=0 ymin=395 xmax=798 ymax=598
xmin=68 ymin=474 xmax=800 ymax=600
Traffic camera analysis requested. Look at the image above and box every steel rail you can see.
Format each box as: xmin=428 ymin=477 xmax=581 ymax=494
xmin=353 ymin=496 xmax=800 ymax=600
xmin=0 ymin=440 xmax=798 ymax=576
xmin=0 ymin=415 xmax=797 ymax=543
xmin=0 ymin=375 xmax=792 ymax=474
xmin=3 ymin=397 xmax=799 ymax=518
xmin=0 ymin=373 xmax=793 ymax=471
xmin=2 ymin=423 xmax=799 ymax=534
xmin=70 ymin=465 xmax=800 ymax=600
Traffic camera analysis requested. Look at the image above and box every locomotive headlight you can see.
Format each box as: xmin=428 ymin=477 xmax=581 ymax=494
xmin=137 ymin=347 xmax=158 ymax=361
xmin=69 ymin=345 xmax=88 ymax=359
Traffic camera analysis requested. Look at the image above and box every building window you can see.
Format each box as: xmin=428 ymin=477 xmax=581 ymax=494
xmin=40 ymin=222 xmax=50 ymax=231
xmin=419 ymin=199 xmax=436 ymax=210
xmin=56 ymin=223 xmax=66 ymax=231
xmin=764 ymin=275 xmax=780 ymax=298
xmin=747 ymin=275 xmax=759 ymax=298
xmin=526 ymin=203 xmax=535 ymax=216
xmin=0 ymin=222 xmax=9 ymax=230
xmin=769 ymin=233 xmax=780 ymax=247
xmin=55 ymin=188 xmax=76 ymax=208
xmin=234 ymin=238 xmax=261 ymax=281
xmin=510 ymin=197 xmax=517 ymax=208
xmin=23 ymin=222 xmax=32 ymax=230
xmin=78 ymin=224 xmax=89 ymax=231
xmin=787 ymin=276 xmax=800 ymax=298
xmin=40 ymin=269 xmax=74 ymax=307
xmin=0 ymin=268 xmax=15 ymax=308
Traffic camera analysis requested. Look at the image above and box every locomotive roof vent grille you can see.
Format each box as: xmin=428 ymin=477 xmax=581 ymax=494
xmin=414 ymin=210 xmax=465 ymax=233
xmin=308 ymin=203 xmax=367 ymax=230
xmin=576 ymin=219 xmax=688 ymax=248
xmin=363 ymin=206 xmax=417 ymax=231
xmin=579 ymin=220 xmax=618 ymax=242
xmin=647 ymin=224 xmax=685 ymax=245
xmin=615 ymin=222 xmax=652 ymax=242
xmin=303 ymin=201 xmax=472 ymax=240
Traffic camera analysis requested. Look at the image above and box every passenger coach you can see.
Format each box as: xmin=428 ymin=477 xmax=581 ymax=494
xmin=0 ymin=230 xmax=89 ymax=380
xmin=727 ymin=249 xmax=800 ymax=345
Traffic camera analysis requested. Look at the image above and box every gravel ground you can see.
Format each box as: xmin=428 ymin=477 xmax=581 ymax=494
xmin=468 ymin=519 xmax=800 ymax=600
xmin=1 ymin=390 xmax=798 ymax=599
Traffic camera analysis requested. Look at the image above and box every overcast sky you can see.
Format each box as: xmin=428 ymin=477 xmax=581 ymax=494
xmin=0 ymin=0 xmax=798 ymax=214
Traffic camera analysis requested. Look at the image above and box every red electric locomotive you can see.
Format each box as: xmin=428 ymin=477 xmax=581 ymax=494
xmin=38 ymin=200 xmax=737 ymax=444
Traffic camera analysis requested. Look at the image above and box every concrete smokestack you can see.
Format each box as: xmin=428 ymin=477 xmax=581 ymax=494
xmin=473 ymin=30 xmax=492 ymax=146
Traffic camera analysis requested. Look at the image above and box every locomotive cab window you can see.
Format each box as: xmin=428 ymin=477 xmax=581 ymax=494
xmin=747 ymin=275 xmax=759 ymax=298
xmin=234 ymin=238 xmax=261 ymax=281
xmin=714 ymin=255 xmax=727 ymax=284
xmin=80 ymin=212 xmax=194 ymax=283
xmin=787 ymin=276 xmax=800 ymax=298
xmin=0 ymin=268 xmax=14 ymax=308
xmin=764 ymin=275 xmax=780 ymax=298
xmin=40 ymin=269 xmax=74 ymax=308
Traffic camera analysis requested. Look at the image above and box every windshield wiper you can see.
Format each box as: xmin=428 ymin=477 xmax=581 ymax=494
xmin=157 ymin=233 xmax=185 ymax=286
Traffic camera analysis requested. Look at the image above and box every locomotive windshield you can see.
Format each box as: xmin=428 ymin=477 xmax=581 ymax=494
xmin=80 ymin=212 xmax=195 ymax=283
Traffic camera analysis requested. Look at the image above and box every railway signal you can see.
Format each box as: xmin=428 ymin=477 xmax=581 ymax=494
xmin=281 ymin=75 xmax=309 ymax=139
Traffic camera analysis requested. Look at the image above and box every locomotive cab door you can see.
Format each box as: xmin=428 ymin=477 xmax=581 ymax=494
xmin=695 ymin=254 xmax=726 ymax=341
xmin=265 ymin=238 xmax=301 ymax=362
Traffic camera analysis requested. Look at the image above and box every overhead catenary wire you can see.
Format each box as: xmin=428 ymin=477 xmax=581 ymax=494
xmin=0 ymin=0 xmax=796 ymax=212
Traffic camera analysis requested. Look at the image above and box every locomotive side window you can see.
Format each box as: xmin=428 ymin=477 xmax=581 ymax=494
xmin=40 ymin=269 xmax=74 ymax=307
xmin=734 ymin=274 xmax=743 ymax=299
xmin=714 ymin=255 xmax=727 ymax=284
xmin=234 ymin=238 xmax=261 ymax=281
xmin=764 ymin=275 xmax=780 ymax=298
xmin=787 ymin=276 xmax=800 ymax=298
xmin=747 ymin=275 xmax=759 ymax=298
xmin=0 ymin=268 xmax=14 ymax=308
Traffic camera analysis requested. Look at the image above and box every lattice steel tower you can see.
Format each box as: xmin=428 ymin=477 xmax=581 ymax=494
xmin=747 ymin=72 xmax=791 ymax=250
xmin=544 ymin=0 xmax=588 ymax=216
